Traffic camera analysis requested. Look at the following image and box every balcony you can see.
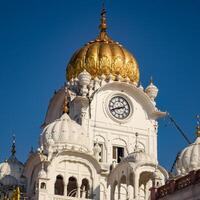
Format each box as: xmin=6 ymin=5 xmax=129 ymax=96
xmin=39 ymin=193 xmax=94 ymax=200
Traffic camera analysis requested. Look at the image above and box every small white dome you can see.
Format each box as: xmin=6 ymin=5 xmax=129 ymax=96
xmin=38 ymin=167 xmax=47 ymax=179
xmin=176 ymin=137 xmax=200 ymax=175
xmin=41 ymin=113 xmax=90 ymax=152
xmin=145 ymin=80 xmax=158 ymax=101
xmin=138 ymin=83 xmax=144 ymax=91
xmin=0 ymin=156 xmax=24 ymax=185
xmin=78 ymin=69 xmax=91 ymax=86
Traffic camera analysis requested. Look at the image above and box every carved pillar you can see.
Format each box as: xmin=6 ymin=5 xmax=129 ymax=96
xmin=64 ymin=183 xmax=67 ymax=196
xmin=134 ymin=173 xmax=139 ymax=199
xmin=65 ymin=175 xmax=69 ymax=196
xmin=77 ymin=179 xmax=81 ymax=198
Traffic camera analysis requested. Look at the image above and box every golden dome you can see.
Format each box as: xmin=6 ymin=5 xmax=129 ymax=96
xmin=66 ymin=7 xmax=140 ymax=83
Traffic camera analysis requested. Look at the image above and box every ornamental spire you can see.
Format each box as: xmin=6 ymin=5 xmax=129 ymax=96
xmin=98 ymin=3 xmax=109 ymax=41
xmin=196 ymin=115 xmax=200 ymax=137
xmin=11 ymin=135 xmax=16 ymax=156
xmin=99 ymin=3 xmax=107 ymax=33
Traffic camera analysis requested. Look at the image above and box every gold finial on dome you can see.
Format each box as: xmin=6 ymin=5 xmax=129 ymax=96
xmin=66 ymin=4 xmax=140 ymax=83
xmin=99 ymin=3 xmax=107 ymax=40
xmin=196 ymin=115 xmax=200 ymax=137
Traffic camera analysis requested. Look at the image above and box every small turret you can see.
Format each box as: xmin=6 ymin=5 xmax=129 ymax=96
xmin=78 ymin=70 xmax=91 ymax=96
xmin=145 ymin=77 xmax=158 ymax=102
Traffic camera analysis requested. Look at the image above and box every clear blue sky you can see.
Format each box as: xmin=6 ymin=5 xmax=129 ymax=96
xmin=0 ymin=0 xmax=199 ymax=171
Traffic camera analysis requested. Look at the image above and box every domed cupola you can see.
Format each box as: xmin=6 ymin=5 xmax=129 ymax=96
xmin=40 ymin=99 xmax=90 ymax=153
xmin=66 ymin=6 xmax=140 ymax=84
xmin=176 ymin=116 xmax=200 ymax=175
xmin=38 ymin=163 xmax=47 ymax=179
xmin=145 ymin=77 xmax=158 ymax=102
xmin=0 ymin=137 xmax=24 ymax=186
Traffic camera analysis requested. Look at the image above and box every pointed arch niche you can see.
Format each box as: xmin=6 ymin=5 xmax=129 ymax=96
xmin=54 ymin=175 xmax=64 ymax=195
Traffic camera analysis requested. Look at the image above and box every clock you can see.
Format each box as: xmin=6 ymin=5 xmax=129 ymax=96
xmin=108 ymin=96 xmax=130 ymax=120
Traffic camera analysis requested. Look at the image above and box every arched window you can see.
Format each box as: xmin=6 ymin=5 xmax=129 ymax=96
xmin=67 ymin=177 xmax=78 ymax=197
xmin=80 ymin=178 xmax=90 ymax=198
xmin=112 ymin=146 xmax=125 ymax=163
xmin=40 ymin=182 xmax=46 ymax=189
xmin=139 ymin=171 xmax=153 ymax=200
xmin=54 ymin=175 xmax=64 ymax=195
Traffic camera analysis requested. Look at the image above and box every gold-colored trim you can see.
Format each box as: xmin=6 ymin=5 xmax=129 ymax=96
xmin=66 ymin=4 xmax=140 ymax=84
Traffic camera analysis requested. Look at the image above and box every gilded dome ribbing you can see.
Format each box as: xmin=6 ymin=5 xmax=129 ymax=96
xmin=66 ymin=6 xmax=140 ymax=83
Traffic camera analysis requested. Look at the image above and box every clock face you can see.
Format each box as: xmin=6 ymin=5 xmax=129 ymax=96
xmin=108 ymin=96 xmax=130 ymax=120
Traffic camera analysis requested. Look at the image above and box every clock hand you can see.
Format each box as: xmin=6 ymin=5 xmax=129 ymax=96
xmin=111 ymin=106 xmax=125 ymax=111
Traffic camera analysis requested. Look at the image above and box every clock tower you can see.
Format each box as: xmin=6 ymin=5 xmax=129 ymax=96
xmin=23 ymin=6 xmax=168 ymax=200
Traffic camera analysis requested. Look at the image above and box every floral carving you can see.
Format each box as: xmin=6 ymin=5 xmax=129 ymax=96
xmin=112 ymin=57 xmax=123 ymax=75
xmin=100 ymin=56 xmax=110 ymax=75
xmin=86 ymin=56 xmax=96 ymax=75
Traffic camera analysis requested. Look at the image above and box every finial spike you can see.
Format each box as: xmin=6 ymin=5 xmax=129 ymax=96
xmin=11 ymin=134 xmax=16 ymax=156
xmin=196 ymin=115 xmax=200 ymax=137
xmin=98 ymin=2 xmax=107 ymax=40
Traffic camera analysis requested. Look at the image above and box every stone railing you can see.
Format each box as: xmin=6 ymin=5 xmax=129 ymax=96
xmin=151 ymin=169 xmax=200 ymax=200
xmin=54 ymin=197 xmax=93 ymax=200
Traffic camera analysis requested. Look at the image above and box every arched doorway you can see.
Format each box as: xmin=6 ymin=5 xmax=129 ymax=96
xmin=80 ymin=178 xmax=90 ymax=198
xmin=54 ymin=175 xmax=64 ymax=195
xmin=67 ymin=176 xmax=78 ymax=197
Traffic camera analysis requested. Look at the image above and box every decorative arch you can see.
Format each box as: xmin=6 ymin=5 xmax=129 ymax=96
xmin=45 ymin=151 xmax=101 ymax=198
xmin=80 ymin=178 xmax=90 ymax=198
xmin=94 ymin=135 xmax=107 ymax=162
xmin=54 ymin=175 xmax=64 ymax=195
xmin=112 ymin=138 xmax=128 ymax=163
xmin=95 ymin=135 xmax=106 ymax=143
xmin=52 ymin=151 xmax=101 ymax=174
xmin=112 ymin=138 xmax=128 ymax=147
xmin=67 ymin=176 xmax=78 ymax=197
xmin=40 ymin=182 xmax=46 ymax=189
xmin=133 ymin=141 xmax=145 ymax=151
